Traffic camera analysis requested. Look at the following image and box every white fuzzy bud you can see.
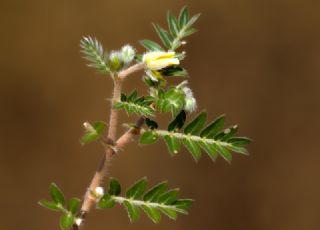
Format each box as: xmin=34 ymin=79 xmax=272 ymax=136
xmin=121 ymin=45 xmax=135 ymax=64
xmin=75 ymin=218 xmax=83 ymax=226
xmin=176 ymin=80 xmax=197 ymax=113
xmin=95 ymin=186 xmax=104 ymax=197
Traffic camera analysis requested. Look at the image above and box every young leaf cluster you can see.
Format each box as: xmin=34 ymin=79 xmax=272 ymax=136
xmin=141 ymin=111 xmax=251 ymax=162
xmin=140 ymin=6 xmax=200 ymax=51
xmin=114 ymin=90 xmax=155 ymax=117
xmin=80 ymin=37 xmax=135 ymax=74
xmin=156 ymin=87 xmax=186 ymax=116
xmin=80 ymin=121 xmax=106 ymax=145
xmin=38 ymin=183 xmax=81 ymax=230
xmin=97 ymin=178 xmax=192 ymax=223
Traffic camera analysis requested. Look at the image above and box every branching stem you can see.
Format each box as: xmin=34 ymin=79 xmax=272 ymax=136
xmin=73 ymin=63 xmax=145 ymax=229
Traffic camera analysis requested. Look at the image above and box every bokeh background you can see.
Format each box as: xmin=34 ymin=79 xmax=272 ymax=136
xmin=1 ymin=0 xmax=319 ymax=229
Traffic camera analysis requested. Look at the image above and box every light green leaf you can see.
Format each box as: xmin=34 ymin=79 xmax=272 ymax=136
xmin=126 ymin=178 xmax=148 ymax=199
xmin=143 ymin=182 xmax=168 ymax=202
xmin=199 ymin=141 xmax=218 ymax=162
xmin=38 ymin=200 xmax=62 ymax=212
xmin=142 ymin=205 xmax=161 ymax=223
xmin=164 ymin=135 xmax=181 ymax=156
xmin=153 ymin=23 xmax=172 ymax=48
xmin=215 ymin=144 xmax=232 ymax=163
xmin=183 ymin=138 xmax=202 ymax=161
xmin=123 ymin=200 xmax=140 ymax=222
xmin=60 ymin=214 xmax=74 ymax=230
xmin=108 ymin=178 xmax=121 ymax=196
xmin=173 ymin=199 xmax=193 ymax=213
xmin=158 ymin=189 xmax=179 ymax=205
xmin=200 ymin=115 xmax=225 ymax=138
xmin=167 ymin=11 xmax=179 ymax=37
xmin=97 ymin=194 xmax=115 ymax=209
xmin=140 ymin=40 xmax=163 ymax=51
xmin=179 ymin=6 xmax=189 ymax=28
xmin=159 ymin=207 xmax=177 ymax=220
xmin=68 ymin=198 xmax=81 ymax=214
xmin=184 ymin=112 xmax=207 ymax=135
xmin=140 ymin=131 xmax=159 ymax=145
xmin=50 ymin=183 xmax=65 ymax=206
xmin=185 ymin=13 xmax=201 ymax=29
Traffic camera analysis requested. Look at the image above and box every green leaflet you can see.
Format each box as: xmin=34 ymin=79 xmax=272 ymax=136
xmin=153 ymin=23 xmax=172 ymax=49
xmin=60 ymin=214 xmax=74 ymax=230
xmin=38 ymin=200 xmax=62 ymax=212
xmin=68 ymin=198 xmax=81 ymax=214
xmin=108 ymin=178 xmax=121 ymax=195
xmin=98 ymin=178 xmax=192 ymax=224
xmin=140 ymin=131 xmax=159 ymax=145
xmin=139 ymin=39 xmax=164 ymax=51
xmin=114 ymin=90 xmax=154 ymax=117
xmin=167 ymin=11 xmax=180 ymax=37
xmin=50 ymin=183 xmax=65 ymax=206
xmin=80 ymin=121 xmax=106 ymax=145
xmin=179 ymin=6 xmax=189 ymax=28
xmin=80 ymin=36 xmax=110 ymax=74
xmin=156 ymin=88 xmax=185 ymax=116
xmin=141 ymin=112 xmax=250 ymax=163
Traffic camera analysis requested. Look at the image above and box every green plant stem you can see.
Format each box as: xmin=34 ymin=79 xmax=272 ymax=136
xmin=73 ymin=63 xmax=145 ymax=229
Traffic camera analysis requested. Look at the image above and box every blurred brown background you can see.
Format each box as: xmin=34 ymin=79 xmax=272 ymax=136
xmin=1 ymin=0 xmax=320 ymax=229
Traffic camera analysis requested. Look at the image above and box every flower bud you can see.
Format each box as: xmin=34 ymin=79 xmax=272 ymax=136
xmin=108 ymin=51 xmax=124 ymax=71
xmin=176 ymin=80 xmax=197 ymax=113
xmin=121 ymin=45 xmax=135 ymax=65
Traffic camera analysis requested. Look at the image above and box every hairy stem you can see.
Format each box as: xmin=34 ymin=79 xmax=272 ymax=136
xmin=73 ymin=63 xmax=145 ymax=229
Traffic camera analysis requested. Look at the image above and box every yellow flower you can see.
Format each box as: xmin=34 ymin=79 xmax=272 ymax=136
xmin=142 ymin=51 xmax=180 ymax=70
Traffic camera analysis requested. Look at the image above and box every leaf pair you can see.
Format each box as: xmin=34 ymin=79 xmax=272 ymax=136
xmin=140 ymin=6 xmax=200 ymax=51
xmin=114 ymin=90 xmax=155 ymax=117
xmin=141 ymin=111 xmax=251 ymax=162
xmin=38 ymin=183 xmax=81 ymax=230
xmin=97 ymin=178 xmax=193 ymax=223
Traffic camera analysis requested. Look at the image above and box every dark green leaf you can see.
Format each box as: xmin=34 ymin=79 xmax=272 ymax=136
xmin=220 ymin=125 xmax=238 ymax=141
xmin=140 ymin=131 xmax=159 ymax=144
xmin=179 ymin=6 xmax=189 ymax=28
xmin=167 ymin=11 xmax=179 ymax=37
xmin=184 ymin=112 xmax=207 ymax=135
xmin=140 ymin=40 xmax=163 ymax=51
xmin=143 ymin=182 xmax=168 ymax=202
xmin=159 ymin=207 xmax=177 ymax=220
xmin=164 ymin=135 xmax=181 ymax=156
xmin=60 ymin=214 xmax=74 ymax=230
xmin=97 ymin=194 xmax=115 ymax=209
xmin=168 ymin=110 xmax=186 ymax=131
xmin=200 ymin=115 xmax=225 ymax=138
xmin=123 ymin=200 xmax=140 ymax=222
xmin=127 ymin=89 xmax=138 ymax=101
xmin=108 ymin=178 xmax=121 ymax=196
xmin=153 ymin=23 xmax=172 ymax=48
xmin=173 ymin=199 xmax=193 ymax=212
xmin=50 ymin=183 xmax=65 ymax=206
xmin=38 ymin=200 xmax=62 ymax=212
xmin=145 ymin=118 xmax=158 ymax=130
xmin=228 ymin=137 xmax=252 ymax=146
xmin=142 ymin=205 xmax=161 ymax=223
xmin=68 ymin=198 xmax=81 ymax=214
xmin=160 ymin=66 xmax=188 ymax=77
xmin=158 ymin=189 xmax=179 ymax=205
xmin=126 ymin=178 xmax=148 ymax=199
xmin=183 ymin=138 xmax=202 ymax=161
xmin=121 ymin=93 xmax=127 ymax=102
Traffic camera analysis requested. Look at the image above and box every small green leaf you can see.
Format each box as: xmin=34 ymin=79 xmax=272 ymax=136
xmin=226 ymin=145 xmax=249 ymax=155
xmin=167 ymin=11 xmax=179 ymax=37
xmin=216 ymin=125 xmax=238 ymax=141
xmin=215 ymin=144 xmax=232 ymax=163
xmin=164 ymin=135 xmax=181 ymax=156
xmin=123 ymin=200 xmax=140 ymax=222
xmin=184 ymin=112 xmax=207 ymax=135
xmin=158 ymin=189 xmax=179 ymax=205
xmin=183 ymin=138 xmax=202 ymax=161
xmin=159 ymin=207 xmax=177 ymax=220
xmin=38 ymin=200 xmax=62 ymax=212
xmin=200 ymin=115 xmax=225 ymax=138
xmin=199 ymin=141 xmax=218 ymax=162
xmin=140 ymin=40 xmax=163 ymax=51
xmin=142 ymin=205 xmax=161 ymax=223
xmin=50 ymin=183 xmax=65 ymax=206
xmin=143 ymin=181 xmax=168 ymax=202
xmin=160 ymin=66 xmax=188 ymax=77
xmin=179 ymin=6 xmax=189 ymax=28
xmin=60 ymin=214 xmax=74 ymax=230
xmin=228 ymin=137 xmax=252 ymax=146
xmin=68 ymin=198 xmax=81 ymax=214
xmin=92 ymin=121 xmax=107 ymax=135
xmin=97 ymin=194 xmax=115 ymax=209
xmin=140 ymin=131 xmax=159 ymax=144
xmin=185 ymin=13 xmax=201 ymax=29
xmin=168 ymin=110 xmax=186 ymax=131
xmin=80 ymin=132 xmax=99 ymax=145
xmin=173 ymin=199 xmax=193 ymax=212
xmin=153 ymin=23 xmax=172 ymax=48
xmin=126 ymin=178 xmax=148 ymax=199
xmin=108 ymin=178 xmax=121 ymax=196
